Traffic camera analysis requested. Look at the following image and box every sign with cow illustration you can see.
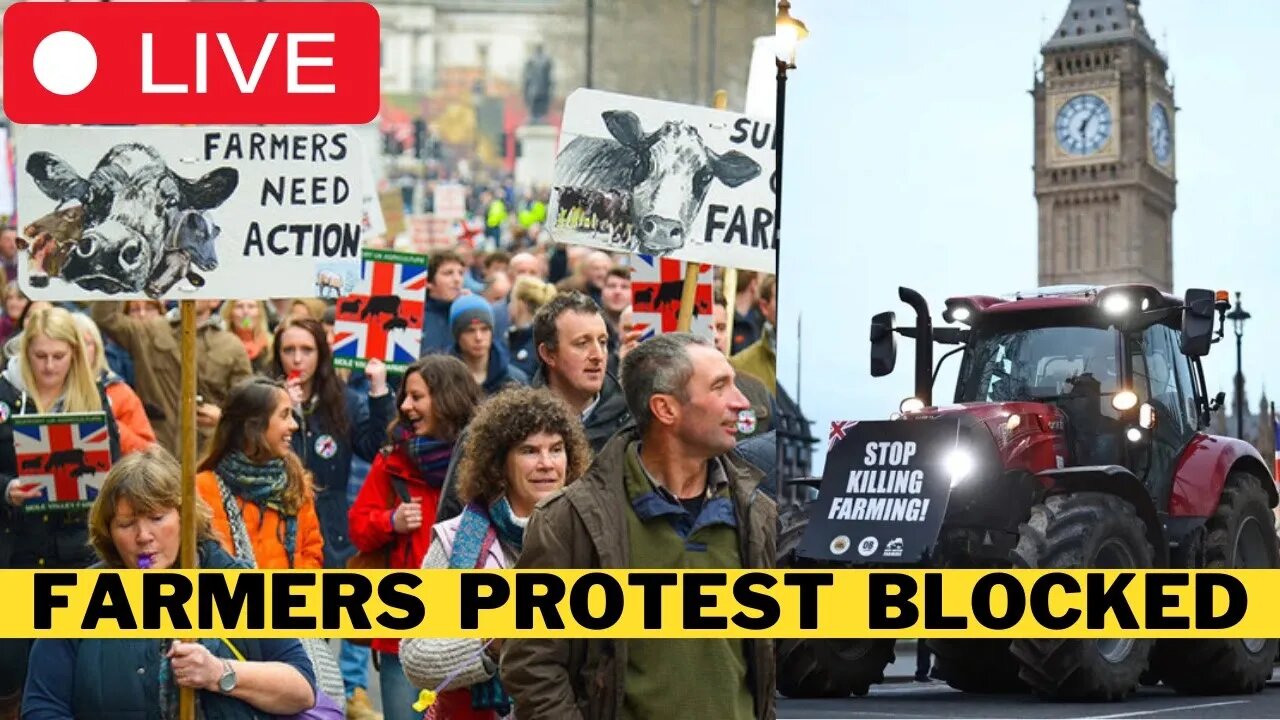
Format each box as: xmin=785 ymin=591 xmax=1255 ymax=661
xmin=548 ymin=88 xmax=776 ymax=274
xmin=630 ymin=254 xmax=714 ymax=342
xmin=12 ymin=125 xmax=366 ymax=301
xmin=13 ymin=412 xmax=113 ymax=514
xmin=332 ymin=248 xmax=428 ymax=373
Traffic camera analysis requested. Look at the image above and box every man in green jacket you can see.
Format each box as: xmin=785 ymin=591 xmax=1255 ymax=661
xmin=503 ymin=333 xmax=777 ymax=720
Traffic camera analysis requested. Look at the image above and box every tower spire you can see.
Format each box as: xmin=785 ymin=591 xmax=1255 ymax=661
xmin=1043 ymin=0 xmax=1159 ymax=54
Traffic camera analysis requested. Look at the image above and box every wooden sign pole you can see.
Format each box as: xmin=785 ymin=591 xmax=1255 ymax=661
xmin=178 ymin=299 xmax=198 ymax=720
xmin=722 ymin=266 xmax=737 ymax=355
xmin=676 ymin=89 xmax=728 ymax=332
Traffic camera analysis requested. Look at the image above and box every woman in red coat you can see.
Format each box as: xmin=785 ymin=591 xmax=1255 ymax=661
xmin=348 ymin=354 xmax=482 ymax=720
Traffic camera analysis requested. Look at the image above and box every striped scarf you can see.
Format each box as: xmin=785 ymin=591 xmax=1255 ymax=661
xmin=393 ymin=424 xmax=452 ymax=488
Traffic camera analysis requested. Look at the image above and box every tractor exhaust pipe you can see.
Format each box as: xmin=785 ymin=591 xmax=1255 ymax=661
xmin=899 ymin=287 xmax=933 ymax=407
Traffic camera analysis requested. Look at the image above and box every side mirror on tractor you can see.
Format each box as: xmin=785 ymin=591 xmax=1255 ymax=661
xmin=870 ymin=311 xmax=897 ymax=377
xmin=1180 ymin=288 xmax=1215 ymax=357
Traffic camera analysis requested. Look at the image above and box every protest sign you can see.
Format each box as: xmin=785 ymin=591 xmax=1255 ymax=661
xmin=630 ymin=254 xmax=713 ymax=342
xmin=548 ymin=88 xmax=776 ymax=274
xmin=332 ymin=248 xmax=428 ymax=373
xmin=13 ymin=412 xmax=113 ymax=513
xmin=798 ymin=418 xmax=963 ymax=564
xmin=12 ymin=125 xmax=365 ymax=301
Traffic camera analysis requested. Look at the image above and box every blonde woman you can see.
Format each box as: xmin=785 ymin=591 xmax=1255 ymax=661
xmin=506 ymin=275 xmax=557 ymax=378
xmin=223 ymin=300 xmax=274 ymax=374
xmin=0 ymin=306 xmax=123 ymax=701
xmin=71 ymin=312 xmax=157 ymax=455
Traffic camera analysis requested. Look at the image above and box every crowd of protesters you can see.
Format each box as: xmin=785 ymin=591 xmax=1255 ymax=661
xmin=0 ymin=199 xmax=783 ymax=719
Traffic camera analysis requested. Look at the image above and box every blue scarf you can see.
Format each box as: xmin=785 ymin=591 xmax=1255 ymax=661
xmin=214 ymin=451 xmax=298 ymax=568
xmin=449 ymin=499 xmax=522 ymax=714
xmin=393 ymin=424 xmax=452 ymax=489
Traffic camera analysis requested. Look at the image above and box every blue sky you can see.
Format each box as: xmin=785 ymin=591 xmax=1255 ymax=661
xmin=775 ymin=1 xmax=1280 ymax=475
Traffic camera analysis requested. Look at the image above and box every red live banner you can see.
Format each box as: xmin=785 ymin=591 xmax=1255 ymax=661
xmin=2 ymin=2 xmax=380 ymax=125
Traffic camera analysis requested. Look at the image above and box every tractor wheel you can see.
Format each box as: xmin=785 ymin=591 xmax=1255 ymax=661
xmin=1152 ymin=472 xmax=1278 ymax=695
xmin=928 ymin=639 xmax=1024 ymax=693
xmin=1009 ymin=492 xmax=1154 ymax=701
xmin=775 ymin=511 xmax=895 ymax=698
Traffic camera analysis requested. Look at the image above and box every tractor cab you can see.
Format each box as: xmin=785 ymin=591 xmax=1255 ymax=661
xmin=870 ymin=284 xmax=1231 ymax=505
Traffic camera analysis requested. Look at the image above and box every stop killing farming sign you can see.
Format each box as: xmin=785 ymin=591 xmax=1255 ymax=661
xmin=548 ymin=88 xmax=777 ymax=274
xmin=12 ymin=125 xmax=365 ymax=301
xmin=798 ymin=418 xmax=963 ymax=564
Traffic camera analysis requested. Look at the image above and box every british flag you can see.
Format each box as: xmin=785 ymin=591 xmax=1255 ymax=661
xmin=333 ymin=249 xmax=429 ymax=373
xmin=629 ymin=254 xmax=714 ymax=342
xmin=829 ymin=421 xmax=859 ymax=451
xmin=13 ymin=413 xmax=112 ymax=513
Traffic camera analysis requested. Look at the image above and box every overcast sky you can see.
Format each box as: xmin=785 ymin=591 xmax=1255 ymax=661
xmin=774 ymin=1 xmax=1280 ymax=475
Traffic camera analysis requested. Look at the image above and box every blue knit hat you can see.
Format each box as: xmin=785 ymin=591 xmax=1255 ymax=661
xmin=449 ymin=294 xmax=494 ymax=339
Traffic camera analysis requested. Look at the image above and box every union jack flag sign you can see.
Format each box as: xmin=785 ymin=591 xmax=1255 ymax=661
xmin=13 ymin=412 xmax=112 ymax=514
xmin=333 ymin=249 xmax=429 ymax=373
xmin=629 ymin=254 xmax=714 ymax=342
xmin=829 ymin=421 xmax=859 ymax=451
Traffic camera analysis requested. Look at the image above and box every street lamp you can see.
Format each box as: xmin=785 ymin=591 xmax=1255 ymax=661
xmin=773 ymin=0 xmax=807 ymax=282
xmin=1226 ymin=291 xmax=1251 ymax=439
xmin=774 ymin=0 xmax=806 ymax=484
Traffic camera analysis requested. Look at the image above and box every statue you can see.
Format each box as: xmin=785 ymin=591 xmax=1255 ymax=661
xmin=522 ymin=45 xmax=554 ymax=125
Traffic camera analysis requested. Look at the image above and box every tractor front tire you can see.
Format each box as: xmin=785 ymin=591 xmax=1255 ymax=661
xmin=1010 ymin=492 xmax=1154 ymax=701
xmin=928 ymin=639 xmax=1024 ymax=693
xmin=775 ymin=511 xmax=895 ymax=698
xmin=1152 ymin=472 xmax=1279 ymax=695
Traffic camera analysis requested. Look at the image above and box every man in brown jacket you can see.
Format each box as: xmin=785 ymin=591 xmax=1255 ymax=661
xmin=503 ymin=333 xmax=777 ymax=720
xmin=91 ymin=300 xmax=252 ymax=457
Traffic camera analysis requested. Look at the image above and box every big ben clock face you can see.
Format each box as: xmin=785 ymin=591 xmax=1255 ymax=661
xmin=1055 ymin=94 xmax=1113 ymax=156
xmin=1150 ymin=102 xmax=1172 ymax=164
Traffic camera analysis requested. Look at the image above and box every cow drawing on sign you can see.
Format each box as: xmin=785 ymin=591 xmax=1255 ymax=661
xmin=555 ymin=110 xmax=761 ymax=255
xmin=21 ymin=457 xmax=42 ymax=471
xmin=18 ymin=203 xmax=85 ymax=288
xmin=144 ymin=209 xmax=223 ymax=297
xmin=25 ymin=144 xmax=238 ymax=296
xmin=361 ymin=295 xmax=402 ymax=321
xmin=383 ymin=316 xmax=409 ymax=332
xmin=339 ymin=298 xmax=362 ymax=315
xmin=316 ymin=271 xmax=344 ymax=298
xmin=652 ymin=281 xmax=684 ymax=309
xmin=45 ymin=448 xmax=87 ymax=472
xmin=634 ymin=287 xmax=655 ymax=305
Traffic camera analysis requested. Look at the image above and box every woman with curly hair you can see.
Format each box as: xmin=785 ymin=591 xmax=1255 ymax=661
xmin=399 ymin=387 xmax=590 ymax=720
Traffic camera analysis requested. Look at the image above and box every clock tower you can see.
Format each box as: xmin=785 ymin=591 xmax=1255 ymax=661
xmin=1033 ymin=0 xmax=1175 ymax=291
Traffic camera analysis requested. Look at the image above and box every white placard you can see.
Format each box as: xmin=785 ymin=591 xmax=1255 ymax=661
xmin=548 ymin=88 xmax=777 ymax=274
xmin=13 ymin=125 xmax=365 ymax=301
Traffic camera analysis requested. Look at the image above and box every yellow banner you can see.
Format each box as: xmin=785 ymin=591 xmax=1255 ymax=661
xmin=0 ymin=569 xmax=1271 ymax=639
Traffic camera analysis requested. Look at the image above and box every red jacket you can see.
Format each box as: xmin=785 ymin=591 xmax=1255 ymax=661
xmin=348 ymin=446 xmax=441 ymax=655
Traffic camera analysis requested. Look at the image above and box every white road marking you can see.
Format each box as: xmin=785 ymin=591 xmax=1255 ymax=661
xmin=1076 ymin=700 xmax=1249 ymax=719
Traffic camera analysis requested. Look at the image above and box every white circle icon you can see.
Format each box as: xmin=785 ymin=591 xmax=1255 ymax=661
xmin=857 ymin=536 xmax=879 ymax=557
xmin=33 ymin=31 xmax=98 ymax=96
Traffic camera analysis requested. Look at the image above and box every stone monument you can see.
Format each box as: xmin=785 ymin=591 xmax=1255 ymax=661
xmin=515 ymin=45 xmax=558 ymax=189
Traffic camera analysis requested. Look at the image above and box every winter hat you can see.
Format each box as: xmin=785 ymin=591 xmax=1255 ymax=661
xmin=449 ymin=294 xmax=494 ymax=339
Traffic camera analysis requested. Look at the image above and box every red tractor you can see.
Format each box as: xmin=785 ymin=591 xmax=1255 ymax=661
xmin=777 ymin=284 xmax=1279 ymax=701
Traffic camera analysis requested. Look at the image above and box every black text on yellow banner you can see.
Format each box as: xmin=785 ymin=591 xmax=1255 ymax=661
xmin=0 ymin=569 xmax=1267 ymax=639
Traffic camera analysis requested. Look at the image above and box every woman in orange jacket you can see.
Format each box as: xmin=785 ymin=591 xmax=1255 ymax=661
xmin=196 ymin=375 xmax=324 ymax=569
xmin=72 ymin=312 xmax=157 ymax=455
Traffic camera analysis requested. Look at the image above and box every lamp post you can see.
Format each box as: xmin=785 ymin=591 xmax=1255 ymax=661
xmin=1226 ymin=291 xmax=1251 ymax=439
xmin=774 ymin=0 xmax=806 ymax=482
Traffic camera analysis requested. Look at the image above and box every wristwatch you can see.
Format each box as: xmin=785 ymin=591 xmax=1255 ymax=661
xmin=217 ymin=660 xmax=237 ymax=693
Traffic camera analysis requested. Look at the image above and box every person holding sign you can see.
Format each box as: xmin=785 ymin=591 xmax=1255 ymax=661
xmin=195 ymin=376 xmax=325 ymax=570
xmin=348 ymin=356 xmax=482 ymax=720
xmin=0 ymin=305 xmax=122 ymax=709
xmin=400 ymin=387 xmax=592 ymax=720
xmin=449 ymin=294 xmax=528 ymax=397
xmin=21 ymin=446 xmax=319 ymax=720
xmin=503 ymin=333 xmax=775 ymax=720
xmin=272 ymin=317 xmax=395 ymax=568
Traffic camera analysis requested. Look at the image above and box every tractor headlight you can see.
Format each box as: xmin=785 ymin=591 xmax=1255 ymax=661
xmin=943 ymin=300 xmax=975 ymax=325
xmin=1112 ymin=390 xmax=1138 ymax=411
xmin=944 ymin=448 xmax=974 ymax=487
xmin=1101 ymin=294 xmax=1132 ymax=316
xmin=900 ymin=397 xmax=925 ymax=414
xmin=1139 ymin=403 xmax=1157 ymax=429
xmin=1126 ymin=427 xmax=1144 ymax=443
